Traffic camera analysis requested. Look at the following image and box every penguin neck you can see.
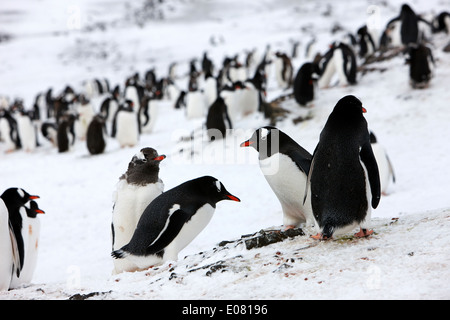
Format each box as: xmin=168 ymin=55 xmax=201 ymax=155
xmin=125 ymin=164 xmax=161 ymax=186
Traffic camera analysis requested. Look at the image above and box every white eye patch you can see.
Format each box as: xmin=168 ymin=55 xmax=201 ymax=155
xmin=215 ymin=180 xmax=222 ymax=192
xmin=17 ymin=188 xmax=25 ymax=198
xmin=260 ymin=128 xmax=269 ymax=140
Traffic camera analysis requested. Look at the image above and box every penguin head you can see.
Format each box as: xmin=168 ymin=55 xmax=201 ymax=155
xmin=25 ymin=200 xmax=45 ymax=218
xmin=240 ymin=126 xmax=279 ymax=158
xmin=125 ymin=148 xmax=166 ymax=185
xmin=196 ymin=176 xmax=241 ymax=204
xmin=332 ymin=95 xmax=367 ymax=117
xmin=129 ymin=147 xmax=166 ymax=168
xmin=1 ymin=188 xmax=39 ymax=209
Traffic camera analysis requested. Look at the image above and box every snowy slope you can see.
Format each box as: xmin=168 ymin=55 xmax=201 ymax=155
xmin=1 ymin=0 xmax=450 ymax=300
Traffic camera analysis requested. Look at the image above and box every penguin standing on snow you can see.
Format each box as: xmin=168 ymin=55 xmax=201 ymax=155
xmin=16 ymin=110 xmax=37 ymax=153
xmin=0 ymin=188 xmax=40 ymax=281
xmin=406 ymin=44 xmax=434 ymax=89
xmin=86 ymin=114 xmax=107 ymax=155
xmin=111 ymin=147 xmax=166 ymax=274
xmin=241 ymin=126 xmax=314 ymax=229
xmin=370 ymin=132 xmax=396 ymax=195
xmin=0 ymin=109 xmax=21 ymax=152
xmin=305 ymin=95 xmax=380 ymax=240
xmin=293 ymin=62 xmax=320 ymax=107
xmin=10 ymin=200 xmax=44 ymax=287
xmin=206 ymin=96 xmax=232 ymax=141
xmin=112 ymin=176 xmax=240 ymax=270
xmin=357 ymin=25 xmax=377 ymax=59
xmin=274 ymin=52 xmax=294 ymax=90
xmin=0 ymin=198 xmax=13 ymax=290
xmin=57 ymin=113 xmax=76 ymax=153
xmin=111 ymin=100 xmax=140 ymax=148
xmin=317 ymin=42 xmax=357 ymax=88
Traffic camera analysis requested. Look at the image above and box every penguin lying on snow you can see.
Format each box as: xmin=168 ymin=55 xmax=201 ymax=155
xmin=111 ymin=147 xmax=165 ymax=274
xmin=112 ymin=176 xmax=240 ymax=270
xmin=305 ymin=95 xmax=380 ymax=240
xmin=241 ymin=126 xmax=314 ymax=229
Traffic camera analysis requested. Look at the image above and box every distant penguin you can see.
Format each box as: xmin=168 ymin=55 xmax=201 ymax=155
xmin=112 ymin=100 xmax=140 ymax=148
xmin=240 ymin=79 xmax=260 ymax=116
xmin=57 ymin=113 xmax=76 ymax=153
xmin=370 ymin=132 xmax=395 ymax=195
xmin=228 ymin=61 xmax=247 ymax=83
xmin=0 ymin=198 xmax=13 ymax=290
xmin=400 ymin=4 xmax=419 ymax=45
xmin=1 ymin=188 xmax=40 ymax=280
xmin=406 ymin=44 xmax=434 ymax=89
xmin=10 ymin=200 xmax=44 ymax=287
xmin=111 ymin=176 xmax=240 ymax=270
xmin=220 ymin=82 xmax=244 ymax=124
xmin=16 ymin=111 xmax=37 ymax=152
xmin=111 ymin=148 xmax=166 ymax=274
xmin=206 ymin=96 xmax=232 ymax=141
xmin=41 ymin=121 xmax=58 ymax=147
xmin=274 ymin=52 xmax=294 ymax=89
xmin=174 ymin=91 xmax=186 ymax=109
xmin=432 ymin=11 xmax=450 ymax=33
xmin=74 ymin=95 xmax=95 ymax=141
xmin=185 ymin=88 xmax=206 ymax=120
xmin=86 ymin=114 xmax=107 ymax=155
xmin=293 ymin=62 xmax=320 ymax=107
xmin=139 ymin=94 xmax=160 ymax=133
xmin=99 ymin=87 xmax=120 ymax=133
xmin=0 ymin=109 xmax=21 ymax=152
xmin=318 ymin=42 xmax=357 ymax=88
xmin=357 ymin=25 xmax=377 ymax=58
xmin=204 ymin=73 xmax=218 ymax=108
xmin=305 ymin=95 xmax=380 ymax=239
xmin=241 ymin=126 xmax=314 ymax=228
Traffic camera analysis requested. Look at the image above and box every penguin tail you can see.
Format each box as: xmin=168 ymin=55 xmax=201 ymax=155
xmin=111 ymin=249 xmax=129 ymax=260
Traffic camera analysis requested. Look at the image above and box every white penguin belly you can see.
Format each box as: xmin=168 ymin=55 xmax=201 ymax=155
xmin=17 ymin=116 xmax=36 ymax=152
xmin=186 ymin=91 xmax=206 ymax=119
xmin=163 ymin=204 xmax=215 ymax=260
xmin=371 ymin=143 xmax=392 ymax=194
xmin=0 ymin=201 xmax=13 ymax=291
xmin=260 ymin=153 xmax=313 ymax=227
xmin=9 ymin=208 xmax=30 ymax=288
xmin=16 ymin=218 xmax=40 ymax=284
xmin=116 ymin=112 xmax=138 ymax=147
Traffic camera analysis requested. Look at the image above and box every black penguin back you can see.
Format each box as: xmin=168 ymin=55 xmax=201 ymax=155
xmin=293 ymin=62 xmax=319 ymax=106
xmin=86 ymin=114 xmax=107 ymax=155
xmin=206 ymin=96 xmax=232 ymax=141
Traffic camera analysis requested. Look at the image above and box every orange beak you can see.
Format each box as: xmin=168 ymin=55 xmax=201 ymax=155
xmin=153 ymin=155 xmax=166 ymax=161
xmin=226 ymin=194 xmax=241 ymax=202
xmin=240 ymin=140 xmax=253 ymax=147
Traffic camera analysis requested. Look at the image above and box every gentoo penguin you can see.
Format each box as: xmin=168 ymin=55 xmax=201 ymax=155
xmin=220 ymin=82 xmax=244 ymax=125
xmin=274 ymin=52 xmax=293 ymax=90
xmin=139 ymin=93 xmax=161 ymax=133
xmin=0 ymin=198 xmax=13 ymax=290
xmin=293 ymin=62 xmax=320 ymax=107
xmin=241 ymin=126 xmax=314 ymax=228
xmin=16 ymin=110 xmax=37 ymax=152
xmin=318 ymin=42 xmax=357 ymax=88
xmin=10 ymin=200 xmax=44 ymax=287
xmin=206 ymin=96 xmax=232 ymax=141
xmin=41 ymin=121 xmax=58 ymax=147
xmin=357 ymin=25 xmax=377 ymax=59
xmin=111 ymin=176 xmax=240 ymax=270
xmin=111 ymin=147 xmax=166 ymax=274
xmin=240 ymin=79 xmax=260 ymax=116
xmin=305 ymin=95 xmax=380 ymax=239
xmin=57 ymin=113 xmax=76 ymax=153
xmin=0 ymin=188 xmax=40 ymax=279
xmin=370 ymin=132 xmax=395 ymax=195
xmin=406 ymin=44 xmax=434 ymax=89
xmin=432 ymin=11 xmax=450 ymax=33
xmin=0 ymin=109 xmax=21 ymax=152
xmin=86 ymin=114 xmax=107 ymax=155
xmin=74 ymin=95 xmax=95 ymax=141
xmin=111 ymin=100 xmax=140 ymax=148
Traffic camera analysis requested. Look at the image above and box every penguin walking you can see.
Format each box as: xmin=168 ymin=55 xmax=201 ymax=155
xmin=293 ymin=62 xmax=320 ymax=107
xmin=406 ymin=44 xmax=434 ymax=89
xmin=111 ymin=100 xmax=139 ymax=148
xmin=206 ymin=96 xmax=232 ymax=141
xmin=111 ymin=148 xmax=166 ymax=274
xmin=1 ymin=188 xmax=40 ymax=285
xmin=111 ymin=176 xmax=240 ymax=270
xmin=241 ymin=126 xmax=314 ymax=228
xmin=318 ymin=42 xmax=357 ymax=88
xmin=10 ymin=200 xmax=44 ymax=287
xmin=86 ymin=114 xmax=107 ymax=155
xmin=370 ymin=132 xmax=395 ymax=195
xmin=305 ymin=95 xmax=380 ymax=240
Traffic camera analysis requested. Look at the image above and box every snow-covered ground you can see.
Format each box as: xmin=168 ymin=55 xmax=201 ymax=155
xmin=1 ymin=0 xmax=449 ymax=300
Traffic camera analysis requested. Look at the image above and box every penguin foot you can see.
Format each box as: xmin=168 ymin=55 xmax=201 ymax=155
xmin=354 ymin=228 xmax=373 ymax=238
xmin=283 ymin=225 xmax=296 ymax=231
xmin=310 ymin=233 xmax=331 ymax=240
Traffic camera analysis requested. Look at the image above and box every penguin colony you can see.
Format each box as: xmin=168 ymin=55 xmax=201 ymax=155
xmin=0 ymin=3 xmax=448 ymax=285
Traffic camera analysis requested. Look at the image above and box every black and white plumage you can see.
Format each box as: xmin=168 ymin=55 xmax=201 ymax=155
xmin=86 ymin=114 xmax=107 ymax=155
xmin=241 ymin=126 xmax=314 ymax=228
xmin=206 ymin=96 xmax=232 ymax=141
xmin=111 ymin=176 xmax=240 ymax=270
xmin=293 ymin=62 xmax=320 ymax=107
xmin=274 ymin=52 xmax=293 ymax=90
xmin=0 ymin=188 xmax=40 ymax=283
xmin=111 ymin=147 xmax=165 ymax=274
xmin=0 ymin=198 xmax=13 ymax=290
xmin=111 ymin=100 xmax=140 ymax=148
xmin=317 ymin=42 xmax=357 ymax=88
xmin=305 ymin=96 xmax=380 ymax=239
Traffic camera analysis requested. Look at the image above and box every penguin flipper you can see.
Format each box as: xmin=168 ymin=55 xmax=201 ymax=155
xmin=144 ymin=207 xmax=192 ymax=255
xmin=360 ymin=142 xmax=381 ymax=209
xmin=290 ymin=148 xmax=312 ymax=176
xmin=9 ymin=221 xmax=21 ymax=277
